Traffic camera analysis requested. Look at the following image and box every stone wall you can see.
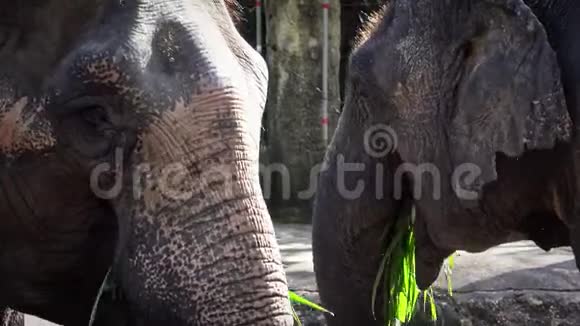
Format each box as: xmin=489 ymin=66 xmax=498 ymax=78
xmin=263 ymin=0 xmax=341 ymax=218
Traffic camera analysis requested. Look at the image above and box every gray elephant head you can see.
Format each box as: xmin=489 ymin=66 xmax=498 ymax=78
xmin=0 ymin=0 xmax=291 ymax=325
xmin=313 ymin=0 xmax=579 ymax=324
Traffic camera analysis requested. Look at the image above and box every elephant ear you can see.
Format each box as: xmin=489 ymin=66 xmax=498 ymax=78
xmin=449 ymin=0 xmax=572 ymax=195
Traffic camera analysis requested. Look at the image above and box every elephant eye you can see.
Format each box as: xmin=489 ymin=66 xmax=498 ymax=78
xmin=462 ymin=41 xmax=476 ymax=62
xmin=81 ymin=106 xmax=111 ymax=128
xmin=0 ymin=29 xmax=6 ymax=49
xmin=0 ymin=26 xmax=19 ymax=52
xmin=57 ymin=97 xmax=114 ymax=131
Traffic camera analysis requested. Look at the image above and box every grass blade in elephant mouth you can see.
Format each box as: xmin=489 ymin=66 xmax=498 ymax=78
xmin=288 ymin=290 xmax=334 ymax=325
xmin=371 ymin=206 xmax=455 ymax=325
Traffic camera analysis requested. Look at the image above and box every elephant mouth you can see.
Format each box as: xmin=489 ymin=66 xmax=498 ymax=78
xmin=393 ymin=196 xmax=452 ymax=290
xmin=399 ymin=150 xmax=577 ymax=290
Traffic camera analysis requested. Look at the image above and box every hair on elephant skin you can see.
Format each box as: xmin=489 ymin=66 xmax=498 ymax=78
xmin=0 ymin=0 xmax=292 ymax=325
xmin=313 ymin=0 xmax=580 ymax=325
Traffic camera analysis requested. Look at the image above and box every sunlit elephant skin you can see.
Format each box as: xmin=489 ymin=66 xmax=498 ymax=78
xmin=0 ymin=1 xmax=291 ymax=325
xmin=313 ymin=0 xmax=580 ymax=324
xmin=1 ymin=309 xmax=23 ymax=326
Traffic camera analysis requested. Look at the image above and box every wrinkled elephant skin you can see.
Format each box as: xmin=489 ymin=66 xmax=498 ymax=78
xmin=313 ymin=0 xmax=580 ymax=325
xmin=0 ymin=1 xmax=291 ymax=325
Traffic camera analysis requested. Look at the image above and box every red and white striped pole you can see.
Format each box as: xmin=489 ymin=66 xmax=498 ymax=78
xmin=256 ymin=0 xmax=263 ymax=54
xmin=321 ymin=0 xmax=330 ymax=145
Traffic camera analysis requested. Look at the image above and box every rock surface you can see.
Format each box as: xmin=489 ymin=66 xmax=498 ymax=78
xmin=277 ymin=223 xmax=580 ymax=325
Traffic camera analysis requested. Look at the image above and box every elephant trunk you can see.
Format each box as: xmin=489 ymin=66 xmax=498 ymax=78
xmin=110 ymin=94 xmax=292 ymax=325
xmin=115 ymin=163 xmax=291 ymax=325
xmin=312 ymin=113 xmax=401 ymax=324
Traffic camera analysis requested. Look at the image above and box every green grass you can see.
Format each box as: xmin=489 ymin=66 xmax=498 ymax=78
xmin=289 ymin=290 xmax=334 ymax=325
xmin=289 ymin=206 xmax=455 ymax=326
xmin=371 ymin=206 xmax=455 ymax=325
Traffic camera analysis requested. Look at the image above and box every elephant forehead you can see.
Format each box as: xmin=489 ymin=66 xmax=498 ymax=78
xmin=0 ymin=97 xmax=56 ymax=157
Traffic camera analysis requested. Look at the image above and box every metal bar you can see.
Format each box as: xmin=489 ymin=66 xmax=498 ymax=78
xmin=256 ymin=0 xmax=263 ymax=54
xmin=321 ymin=0 xmax=330 ymax=145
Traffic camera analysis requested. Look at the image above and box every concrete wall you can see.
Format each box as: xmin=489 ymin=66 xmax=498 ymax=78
xmin=263 ymin=0 xmax=341 ymax=218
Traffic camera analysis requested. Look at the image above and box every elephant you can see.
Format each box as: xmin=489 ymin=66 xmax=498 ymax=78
xmin=313 ymin=0 xmax=580 ymax=324
xmin=1 ymin=309 xmax=23 ymax=326
xmin=0 ymin=0 xmax=292 ymax=325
